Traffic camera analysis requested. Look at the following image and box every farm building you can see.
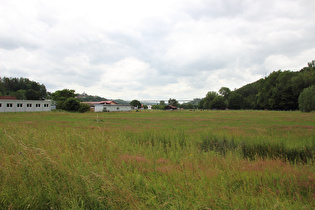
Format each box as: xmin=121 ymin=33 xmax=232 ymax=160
xmin=82 ymin=101 xmax=134 ymax=112
xmin=0 ymin=97 xmax=51 ymax=113
xmin=165 ymin=105 xmax=178 ymax=110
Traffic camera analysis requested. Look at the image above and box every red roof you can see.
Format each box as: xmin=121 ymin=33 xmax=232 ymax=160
xmin=0 ymin=96 xmax=17 ymax=100
xmin=102 ymin=101 xmax=118 ymax=104
xmin=81 ymin=100 xmax=118 ymax=105
xmin=166 ymin=105 xmax=177 ymax=109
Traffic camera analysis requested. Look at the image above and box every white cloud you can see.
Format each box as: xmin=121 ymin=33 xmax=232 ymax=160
xmin=1 ymin=0 xmax=315 ymax=100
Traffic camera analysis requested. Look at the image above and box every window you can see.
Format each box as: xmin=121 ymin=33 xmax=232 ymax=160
xmin=7 ymin=103 xmax=13 ymax=107
xmin=17 ymin=103 xmax=23 ymax=107
xmin=0 ymin=103 xmax=2 ymax=108
xmin=44 ymin=104 xmax=49 ymax=107
xmin=27 ymin=104 xmax=32 ymax=108
xmin=36 ymin=104 xmax=40 ymax=107
xmin=116 ymin=107 xmax=119 ymax=110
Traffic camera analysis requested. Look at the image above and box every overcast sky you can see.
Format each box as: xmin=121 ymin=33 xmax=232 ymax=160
xmin=1 ymin=0 xmax=314 ymax=100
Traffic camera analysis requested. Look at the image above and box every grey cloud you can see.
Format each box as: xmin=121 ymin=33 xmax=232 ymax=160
xmin=185 ymin=0 xmax=248 ymax=20
xmin=1 ymin=0 xmax=314 ymax=100
xmin=0 ymin=36 xmax=40 ymax=50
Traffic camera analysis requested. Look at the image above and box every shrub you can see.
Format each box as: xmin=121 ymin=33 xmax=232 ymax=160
xmin=63 ymin=97 xmax=80 ymax=111
xmin=298 ymin=86 xmax=315 ymax=112
xmin=78 ymin=103 xmax=91 ymax=113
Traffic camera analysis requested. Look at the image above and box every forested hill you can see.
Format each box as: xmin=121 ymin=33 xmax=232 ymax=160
xmin=234 ymin=61 xmax=315 ymax=110
xmin=0 ymin=77 xmax=47 ymax=100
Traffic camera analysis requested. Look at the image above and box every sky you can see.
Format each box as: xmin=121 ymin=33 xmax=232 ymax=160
xmin=1 ymin=0 xmax=315 ymax=100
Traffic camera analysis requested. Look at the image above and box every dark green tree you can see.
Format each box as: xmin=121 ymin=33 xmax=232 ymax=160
xmin=180 ymin=103 xmax=195 ymax=109
xmin=13 ymin=89 xmax=27 ymax=100
xmin=168 ymin=98 xmax=179 ymax=107
xmin=160 ymin=101 xmax=166 ymax=105
xmin=78 ymin=103 xmax=91 ymax=113
xmin=25 ymin=89 xmax=40 ymax=100
xmin=228 ymin=92 xmax=244 ymax=109
xmin=63 ymin=97 xmax=80 ymax=111
xmin=298 ymin=86 xmax=315 ymax=112
xmin=268 ymin=71 xmax=297 ymax=110
xmin=52 ymin=89 xmax=76 ymax=109
xmin=198 ymin=98 xmax=205 ymax=109
xmin=219 ymin=87 xmax=231 ymax=99
xmin=203 ymin=91 xmax=218 ymax=109
xmin=0 ymin=77 xmax=47 ymax=99
xmin=152 ymin=104 xmax=165 ymax=109
xmin=52 ymin=89 xmax=76 ymax=101
xmin=130 ymin=100 xmax=141 ymax=108
xmin=211 ymin=96 xmax=226 ymax=109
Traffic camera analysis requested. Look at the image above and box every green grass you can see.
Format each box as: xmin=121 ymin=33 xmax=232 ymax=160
xmin=0 ymin=110 xmax=314 ymax=209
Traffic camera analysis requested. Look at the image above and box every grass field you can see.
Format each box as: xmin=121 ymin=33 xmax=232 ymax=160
xmin=0 ymin=110 xmax=314 ymax=209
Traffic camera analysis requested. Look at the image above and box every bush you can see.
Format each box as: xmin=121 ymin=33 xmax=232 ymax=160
xmin=78 ymin=103 xmax=91 ymax=113
xmin=63 ymin=97 xmax=80 ymax=111
xmin=298 ymin=86 xmax=315 ymax=112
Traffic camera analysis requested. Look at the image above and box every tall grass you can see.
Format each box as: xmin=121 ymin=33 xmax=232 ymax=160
xmin=0 ymin=110 xmax=314 ymax=209
xmin=199 ymin=136 xmax=314 ymax=163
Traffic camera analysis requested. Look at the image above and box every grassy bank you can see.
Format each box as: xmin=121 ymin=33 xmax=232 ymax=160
xmin=0 ymin=110 xmax=314 ymax=209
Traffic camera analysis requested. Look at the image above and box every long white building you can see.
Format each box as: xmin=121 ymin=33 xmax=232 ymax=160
xmin=82 ymin=100 xmax=134 ymax=112
xmin=0 ymin=99 xmax=51 ymax=113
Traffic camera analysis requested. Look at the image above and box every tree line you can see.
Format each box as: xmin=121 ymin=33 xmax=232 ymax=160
xmin=0 ymin=77 xmax=47 ymax=100
xmin=0 ymin=78 xmax=90 ymax=112
xmin=1 ymin=61 xmax=314 ymax=112
xmin=195 ymin=61 xmax=315 ymax=112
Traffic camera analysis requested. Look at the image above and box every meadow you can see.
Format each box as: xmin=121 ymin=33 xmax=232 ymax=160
xmin=0 ymin=110 xmax=314 ymax=209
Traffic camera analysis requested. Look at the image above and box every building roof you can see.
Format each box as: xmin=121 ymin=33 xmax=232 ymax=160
xmin=166 ymin=105 xmax=177 ymax=109
xmin=0 ymin=96 xmax=18 ymax=100
xmin=81 ymin=100 xmax=118 ymax=106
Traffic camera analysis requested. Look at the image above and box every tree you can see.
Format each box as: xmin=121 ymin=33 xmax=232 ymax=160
xmin=198 ymin=98 xmax=205 ymax=109
xmin=219 ymin=87 xmax=231 ymax=99
xmin=25 ymin=89 xmax=40 ymax=100
xmin=78 ymin=103 xmax=91 ymax=113
xmin=228 ymin=92 xmax=244 ymax=109
xmin=51 ymin=89 xmax=76 ymax=110
xmin=160 ymin=101 xmax=166 ymax=105
xmin=63 ymin=97 xmax=80 ymax=111
xmin=130 ymin=100 xmax=141 ymax=108
xmin=13 ymin=89 xmax=27 ymax=100
xmin=203 ymin=91 xmax=218 ymax=109
xmin=298 ymin=86 xmax=315 ymax=112
xmin=180 ymin=103 xmax=195 ymax=109
xmin=52 ymin=89 xmax=76 ymax=101
xmin=168 ymin=98 xmax=179 ymax=107
xmin=211 ymin=96 xmax=226 ymax=109
xmin=0 ymin=77 xmax=48 ymax=99
xmin=152 ymin=104 xmax=164 ymax=109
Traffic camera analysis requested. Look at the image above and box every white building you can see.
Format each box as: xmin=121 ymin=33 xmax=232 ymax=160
xmin=82 ymin=101 xmax=134 ymax=112
xmin=0 ymin=99 xmax=51 ymax=113
xmin=102 ymin=104 xmax=134 ymax=112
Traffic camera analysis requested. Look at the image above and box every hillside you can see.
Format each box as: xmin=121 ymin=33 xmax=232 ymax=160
xmin=234 ymin=61 xmax=315 ymax=110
